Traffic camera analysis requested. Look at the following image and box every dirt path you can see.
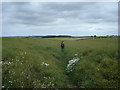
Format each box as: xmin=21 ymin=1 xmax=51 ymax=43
xmin=52 ymin=51 xmax=78 ymax=88
xmin=67 ymin=83 xmax=77 ymax=88
xmin=65 ymin=75 xmax=77 ymax=88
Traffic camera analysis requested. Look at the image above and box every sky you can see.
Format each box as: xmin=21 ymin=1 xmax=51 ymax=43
xmin=2 ymin=2 xmax=118 ymax=36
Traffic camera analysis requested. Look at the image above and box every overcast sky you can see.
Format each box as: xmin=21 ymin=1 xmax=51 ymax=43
xmin=2 ymin=2 xmax=118 ymax=36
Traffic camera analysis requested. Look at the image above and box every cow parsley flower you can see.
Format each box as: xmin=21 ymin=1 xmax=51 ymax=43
xmin=66 ymin=54 xmax=80 ymax=73
xmin=41 ymin=62 xmax=49 ymax=66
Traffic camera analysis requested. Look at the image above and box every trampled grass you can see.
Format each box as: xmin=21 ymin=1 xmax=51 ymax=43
xmin=2 ymin=37 xmax=119 ymax=88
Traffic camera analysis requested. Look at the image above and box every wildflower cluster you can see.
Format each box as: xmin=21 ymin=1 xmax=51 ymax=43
xmin=41 ymin=62 xmax=49 ymax=66
xmin=33 ymin=77 xmax=55 ymax=88
xmin=66 ymin=54 xmax=80 ymax=73
xmin=2 ymin=51 xmax=27 ymax=88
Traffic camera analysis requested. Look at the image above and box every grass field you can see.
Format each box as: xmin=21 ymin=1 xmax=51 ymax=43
xmin=2 ymin=37 xmax=119 ymax=88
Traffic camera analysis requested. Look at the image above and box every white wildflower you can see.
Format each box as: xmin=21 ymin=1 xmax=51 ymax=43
xmin=44 ymin=77 xmax=47 ymax=79
xmin=45 ymin=63 xmax=49 ymax=66
xmin=41 ymin=62 xmax=45 ymax=65
xmin=0 ymin=61 xmax=2 ymax=64
xmin=8 ymin=62 xmax=11 ymax=65
xmin=12 ymin=71 xmax=15 ymax=74
xmin=41 ymin=62 xmax=49 ymax=66
xmin=8 ymin=71 xmax=11 ymax=73
xmin=75 ymin=54 xmax=78 ymax=57
xmin=21 ymin=72 xmax=24 ymax=74
xmin=52 ymin=84 xmax=54 ymax=86
xmin=9 ymin=81 xmax=12 ymax=83
xmin=66 ymin=54 xmax=80 ymax=73
xmin=49 ymin=82 xmax=52 ymax=84
xmin=16 ymin=59 xmax=19 ymax=62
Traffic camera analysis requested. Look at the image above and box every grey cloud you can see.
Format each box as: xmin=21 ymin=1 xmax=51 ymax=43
xmin=3 ymin=2 xmax=117 ymax=26
xmin=2 ymin=2 xmax=118 ymax=36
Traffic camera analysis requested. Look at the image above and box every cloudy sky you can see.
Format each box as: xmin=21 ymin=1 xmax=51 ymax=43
xmin=2 ymin=2 xmax=118 ymax=36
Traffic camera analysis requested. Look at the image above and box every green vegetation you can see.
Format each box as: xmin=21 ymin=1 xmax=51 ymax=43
xmin=2 ymin=37 xmax=119 ymax=88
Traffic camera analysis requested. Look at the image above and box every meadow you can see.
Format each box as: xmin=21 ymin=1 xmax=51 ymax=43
xmin=2 ymin=37 xmax=119 ymax=88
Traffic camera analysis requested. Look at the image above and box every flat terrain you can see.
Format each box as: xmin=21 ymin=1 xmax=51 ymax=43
xmin=53 ymin=37 xmax=87 ymax=40
xmin=2 ymin=37 xmax=119 ymax=88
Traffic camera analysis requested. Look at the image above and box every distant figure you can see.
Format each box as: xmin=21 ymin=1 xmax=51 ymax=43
xmin=61 ymin=41 xmax=65 ymax=51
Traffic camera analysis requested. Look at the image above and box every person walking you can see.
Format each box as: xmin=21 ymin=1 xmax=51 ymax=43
xmin=61 ymin=41 xmax=65 ymax=51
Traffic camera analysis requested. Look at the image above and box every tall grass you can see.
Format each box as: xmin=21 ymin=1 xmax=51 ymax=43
xmin=2 ymin=37 xmax=119 ymax=88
